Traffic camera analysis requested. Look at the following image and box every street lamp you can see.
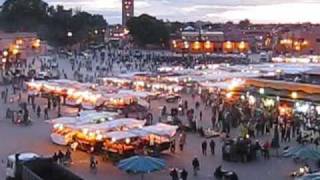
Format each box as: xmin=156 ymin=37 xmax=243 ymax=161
xmin=67 ymin=32 xmax=73 ymax=38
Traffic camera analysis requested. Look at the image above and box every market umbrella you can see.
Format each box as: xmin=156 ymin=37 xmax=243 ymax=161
xmin=282 ymin=145 xmax=320 ymax=160
xmin=117 ymin=155 xmax=166 ymax=180
xmin=297 ymin=172 xmax=320 ymax=180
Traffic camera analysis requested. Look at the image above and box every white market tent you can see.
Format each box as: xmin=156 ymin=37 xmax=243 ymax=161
xmin=103 ymin=131 xmax=139 ymax=141
xmin=140 ymin=123 xmax=178 ymax=137
xmin=76 ymin=118 xmax=146 ymax=132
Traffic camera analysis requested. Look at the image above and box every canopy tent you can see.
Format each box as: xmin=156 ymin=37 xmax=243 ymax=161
xmin=103 ymin=131 xmax=139 ymax=142
xmin=76 ymin=118 xmax=146 ymax=132
xmin=141 ymin=123 xmax=178 ymax=137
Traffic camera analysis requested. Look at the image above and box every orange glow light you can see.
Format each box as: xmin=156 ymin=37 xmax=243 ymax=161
xmin=204 ymin=41 xmax=211 ymax=49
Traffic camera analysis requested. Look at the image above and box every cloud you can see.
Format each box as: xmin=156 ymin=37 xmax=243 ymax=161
xmin=0 ymin=0 xmax=319 ymax=24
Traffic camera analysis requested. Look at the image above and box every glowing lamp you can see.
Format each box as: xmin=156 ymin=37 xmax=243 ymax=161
xmin=259 ymin=88 xmax=265 ymax=95
xmin=291 ymin=92 xmax=298 ymax=99
xmin=12 ymin=48 xmax=19 ymax=55
xmin=193 ymin=41 xmax=200 ymax=50
xmin=299 ymin=168 xmax=305 ymax=174
xmin=3 ymin=50 xmax=8 ymax=57
xmin=226 ymin=92 xmax=233 ymax=99
xmin=82 ymin=128 xmax=88 ymax=135
xmin=225 ymin=41 xmax=232 ymax=49
xmin=184 ymin=41 xmax=189 ymax=49
xmin=248 ymin=95 xmax=256 ymax=105
xmin=125 ymin=138 xmax=130 ymax=144
xmin=89 ymin=132 xmax=95 ymax=138
xmin=96 ymin=134 xmax=103 ymax=141
xmin=67 ymin=32 xmax=73 ymax=37
xmin=238 ymin=41 xmax=246 ymax=50
xmin=204 ymin=41 xmax=211 ymax=49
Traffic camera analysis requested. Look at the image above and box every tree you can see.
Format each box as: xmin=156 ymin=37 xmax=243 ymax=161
xmin=127 ymin=14 xmax=169 ymax=47
xmin=0 ymin=0 xmax=108 ymax=47
xmin=0 ymin=0 xmax=49 ymax=31
xmin=239 ymin=19 xmax=251 ymax=29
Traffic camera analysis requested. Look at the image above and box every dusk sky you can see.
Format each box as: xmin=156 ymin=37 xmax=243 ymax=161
xmin=3 ymin=0 xmax=320 ymax=24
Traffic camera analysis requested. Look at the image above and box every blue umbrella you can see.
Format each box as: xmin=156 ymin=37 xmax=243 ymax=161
xmin=297 ymin=172 xmax=320 ymax=180
xmin=282 ymin=145 xmax=320 ymax=160
xmin=118 ymin=156 xmax=166 ymax=180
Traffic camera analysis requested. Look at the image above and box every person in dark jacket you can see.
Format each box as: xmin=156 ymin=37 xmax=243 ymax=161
xmin=170 ymin=168 xmax=179 ymax=180
xmin=192 ymin=157 xmax=200 ymax=176
xmin=202 ymin=140 xmax=207 ymax=156
xmin=180 ymin=168 xmax=188 ymax=180
xmin=210 ymin=139 xmax=216 ymax=155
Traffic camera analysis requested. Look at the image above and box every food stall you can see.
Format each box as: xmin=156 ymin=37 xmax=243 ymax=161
xmin=100 ymin=77 xmax=132 ymax=88
xmin=140 ymin=123 xmax=178 ymax=154
xmin=49 ymin=111 xmax=118 ymax=146
xmin=102 ymin=131 xmax=141 ymax=160
xmin=73 ymin=118 xmax=146 ymax=152
xmin=103 ymin=94 xmax=136 ymax=110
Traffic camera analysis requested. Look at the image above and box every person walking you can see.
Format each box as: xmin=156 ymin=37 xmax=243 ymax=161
xmin=179 ymin=131 xmax=186 ymax=151
xmin=180 ymin=168 xmax=188 ymax=180
xmin=44 ymin=107 xmax=49 ymax=120
xmin=90 ymin=155 xmax=98 ymax=174
xmin=210 ymin=139 xmax=215 ymax=155
xmin=192 ymin=157 xmax=200 ymax=176
xmin=169 ymin=168 xmax=179 ymax=180
xmin=36 ymin=105 xmax=41 ymax=118
xmin=201 ymin=140 xmax=207 ymax=156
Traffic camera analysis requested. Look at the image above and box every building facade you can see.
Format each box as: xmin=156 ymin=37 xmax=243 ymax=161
xmin=0 ymin=31 xmax=47 ymax=62
xmin=171 ymin=27 xmax=250 ymax=54
xmin=122 ymin=0 xmax=134 ymax=26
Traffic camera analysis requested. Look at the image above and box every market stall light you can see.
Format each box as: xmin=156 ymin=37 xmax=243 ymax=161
xmin=184 ymin=41 xmax=189 ymax=49
xmin=291 ymin=92 xmax=298 ymax=99
xmin=111 ymin=138 xmax=116 ymax=143
xmin=259 ymin=88 xmax=265 ymax=95
xmin=2 ymin=58 xmax=6 ymax=63
xmin=226 ymin=92 xmax=233 ymax=99
xmin=125 ymin=138 xmax=130 ymax=144
xmin=96 ymin=134 xmax=103 ymax=141
xmin=82 ymin=128 xmax=88 ymax=135
xmin=248 ymin=95 xmax=256 ymax=105
xmin=2 ymin=50 xmax=8 ymax=57
xmin=240 ymin=95 xmax=245 ymax=100
xmin=263 ymin=98 xmax=275 ymax=107
xmin=12 ymin=48 xmax=19 ymax=55
xmin=276 ymin=96 xmax=280 ymax=101
xmin=295 ymin=102 xmax=310 ymax=113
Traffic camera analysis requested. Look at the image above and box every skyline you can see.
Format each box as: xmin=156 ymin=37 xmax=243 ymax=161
xmin=2 ymin=0 xmax=320 ymax=24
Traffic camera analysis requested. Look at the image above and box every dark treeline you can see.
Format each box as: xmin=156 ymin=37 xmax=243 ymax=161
xmin=0 ymin=0 xmax=107 ymax=47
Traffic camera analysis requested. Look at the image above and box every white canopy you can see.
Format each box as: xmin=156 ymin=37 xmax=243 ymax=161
xmin=103 ymin=131 xmax=138 ymax=141
xmin=77 ymin=118 xmax=146 ymax=132
xmin=141 ymin=123 xmax=178 ymax=137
